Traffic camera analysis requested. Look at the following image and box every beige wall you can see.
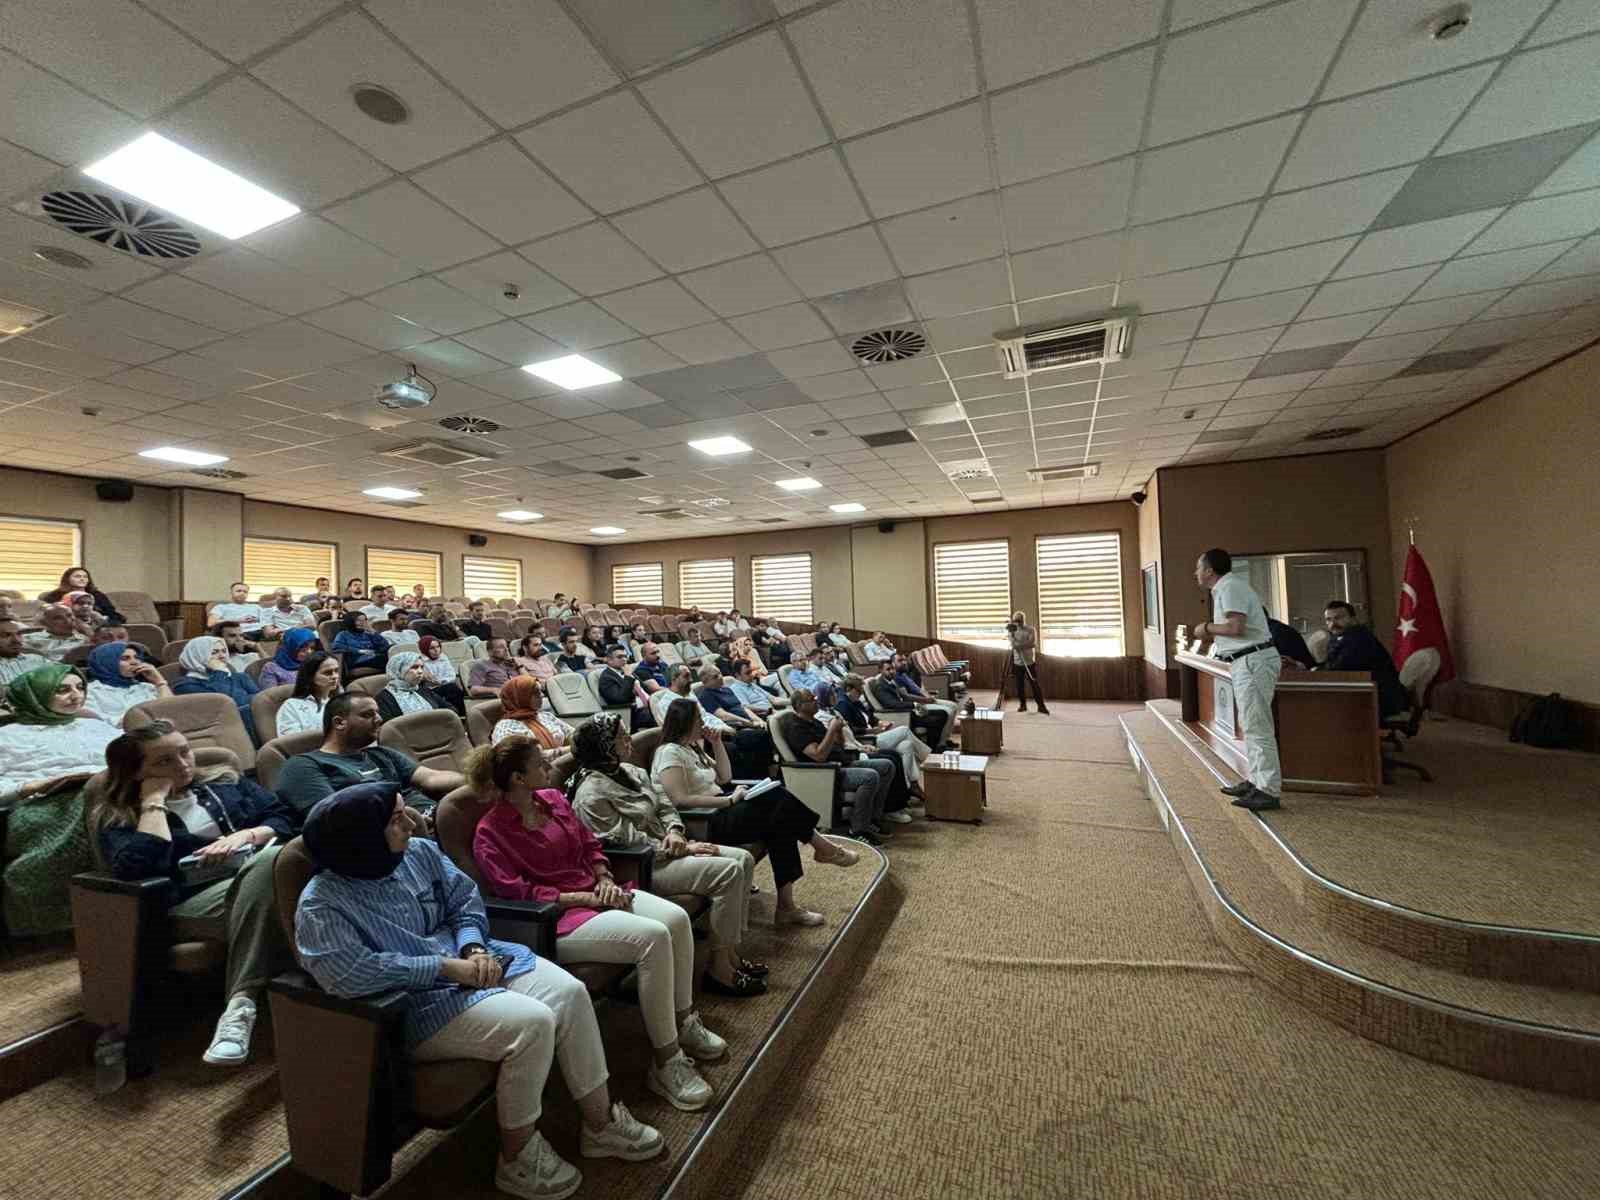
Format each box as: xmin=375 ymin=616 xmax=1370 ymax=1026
xmin=1385 ymin=341 xmax=1600 ymax=704
xmin=178 ymin=488 xmax=243 ymax=601
xmin=1155 ymin=450 xmax=1396 ymax=649
xmin=0 ymin=466 xmax=177 ymax=597
xmin=852 ymin=520 xmax=928 ymax=636
xmin=1137 ymin=473 xmax=1165 ymax=669
xmin=242 ymin=501 xmax=595 ymax=601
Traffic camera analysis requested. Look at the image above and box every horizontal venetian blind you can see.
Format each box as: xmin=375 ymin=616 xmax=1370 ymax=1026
xmin=1036 ymin=532 xmax=1124 ymax=657
xmin=366 ymin=547 xmax=441 ymax=596
xmin=933 ymin=540 xmax=1011 ymax=646
xmin=242 ymin=538 xmax=336 ymax=597
xmin=611 ymin=562 xmax=663 ymax=606
xmin=679 ymin=557 xmax=734 ymax=612
xmin=0 ymin=516 xmax=81 ymax=598
xmin=751 ymin=553 xmax=812 ymax=623
xmin=463 ymin=555 xmax=521 ymax=601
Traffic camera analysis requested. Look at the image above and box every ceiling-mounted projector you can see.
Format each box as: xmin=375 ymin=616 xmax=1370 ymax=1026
xmin=375 ymin=364 xmax=436 ymax=410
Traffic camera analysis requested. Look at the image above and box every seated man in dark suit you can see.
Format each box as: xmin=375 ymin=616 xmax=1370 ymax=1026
xmin=1315 ymin=600 xmax=1408 ymax=718
xmin=1266 ymin=616 xmax=1314 ymax=670
xmin=596 ymin=644 xmax=653 ymax=731
xmin=868 ymin=658 xmax=951 ymax=749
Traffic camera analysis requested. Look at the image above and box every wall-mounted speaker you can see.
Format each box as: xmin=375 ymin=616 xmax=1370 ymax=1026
xmin=95 ymin=479 xmax=133 ymax=502
xmin=467 ymin=532 xmax=488 ymax=547
xmin=877 ymin=520 xmax=896 ymax=534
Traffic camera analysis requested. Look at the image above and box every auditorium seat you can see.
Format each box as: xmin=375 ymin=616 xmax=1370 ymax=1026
xmin=348 ymin=673 xmax=391 ymax=699
xmin=768 ymin=710 xmax=846 ymax=829
xmin=316 ymin=619 xmax=341 ymax=648
xmin=125 ymin=693 xmax=256 ymax=770
xmin=250 ymin=684 xmax=293 ymax=744
xmin=160 ymin=638 xmax=192 ymax=665
xmin=657 ymin=642 xmax=684 ymax=667
xmin=123 ymin=623 xmax=170 ymax=653
xmin=378 ymin=708 xmax=470 ymax=773
xmin=584 ymin=667 xmax=631 ymax=715
xmin=465 ymin=698 xmax=502 ymax=745
xmin=845 ymin=641 xmax=870 ymax=667
xmin=255 ymin=730 xmax=323 ymax=791
xmin=543 ymin=672 xmax=600 ymax=720
xmin=105 ymin=591 xmax=184 ymax=642
xmin=1306 ymin=628 xmax=1331 ymax=663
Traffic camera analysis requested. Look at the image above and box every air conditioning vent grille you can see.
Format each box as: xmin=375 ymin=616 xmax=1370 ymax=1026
xmin=382 ymin=439 xmax=492 ymax=468
xmin=996 ymin=317 xmax=1130 ymax=378
xmin=1027 ymin=329 xmax=1108 ymax=369
xmin=439 ymin=415 xmax=502 ymax=434
xmin=1026 ymin=463 xmax=1101 ymax=483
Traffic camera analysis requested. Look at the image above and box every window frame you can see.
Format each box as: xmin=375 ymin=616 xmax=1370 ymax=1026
xmin=931 ymin=538 xmax=1013 ymax=648
xmin=241 ymin=535 xmax=338 ymax=599
xmin=462 ymin=554 xmax=523 ymax=602
xmin=0 ymin=513 xmax=84 ymax=599
xmin=610 ymin=561 xmax=664 ymax=607
xmin=364 ymin=545 xmax=443 ymax=597
xmin=750 ymin=552 xmax=814 ymax=624
xmin=1035 ymin=531 xmax=1126 ymax=658
xmin=677 ymin=556 xmax=736 ymax=612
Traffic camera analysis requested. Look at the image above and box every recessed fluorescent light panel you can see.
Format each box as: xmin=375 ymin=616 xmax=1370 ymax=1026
xmin=687 ymin=436 xmax=752 ymax=456
xmin=590 ymin=525 xmax=626 ymax=535
xmin=497 ymin=510 xmax=544 ymax=521
xmin=363 ymin=486 xmax=422 ymax=500
xmin=521 ymin=354 xmax=621 ymax=390
xmin=83 ymin=132 xmax=299 ymax=239
xmin=138 ymin=446 xmax=229 ymax=466
xmin=776 ymin=477 xmax=821 ymax=491
xmin=830 ymin=502 xmax=866 ymax=513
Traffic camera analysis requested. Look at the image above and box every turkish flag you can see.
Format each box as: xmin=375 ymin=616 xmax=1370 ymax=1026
xmin=1395 ymin=544 xmax=1455 ymax=685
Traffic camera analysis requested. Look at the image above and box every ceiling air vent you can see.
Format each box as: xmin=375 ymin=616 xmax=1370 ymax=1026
xmin=595 ymin=467 xmax=651 ymax=480
xmin=640 ymin=508 xmax=691 ymax=519
xmin=859 ymin=428 xmax=916 ymax=448
xmin=382 ymin=439 xmax=492 ymax=468
xmin=189 ymin=467 xmax=250 ymax=480
xmin=438 ymin=414 xmax=502 ymax=435
xmin=995 ymin=317 xmax=1130 ymax=379
xmin=941 ymin=458 xmax=993 ymax=482
xmin=754 ymin=517 xmax=788 ymax=524
xmin=851 ymin=327 xmax=927 ymax=363
xmin=1026 ymin=463 xmax=1100 ymax=482
xmin=40 ymin=191 xmax=201 ymax=258
xmin=1306 ymin=426 xmax=1366 ymax=441
xmin=691 ymin=497 xmax=730 ymax=507
xmin=967 ymin=493 xmax=1006 ymax=504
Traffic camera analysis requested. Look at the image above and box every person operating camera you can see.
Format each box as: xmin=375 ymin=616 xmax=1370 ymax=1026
xmin=1006 ymin=611 xmax=1049 ymax=714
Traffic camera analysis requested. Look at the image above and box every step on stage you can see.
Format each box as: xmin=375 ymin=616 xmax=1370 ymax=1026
xmin=1122 ymin=698 xmax=1600 ymax=1099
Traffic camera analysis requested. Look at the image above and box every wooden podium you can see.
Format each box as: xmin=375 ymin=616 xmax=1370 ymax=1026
xmin=1175 ymin=651 xmax=1381 ymax=794
xmin=958 ymin=708 xmax=1003 ymax=754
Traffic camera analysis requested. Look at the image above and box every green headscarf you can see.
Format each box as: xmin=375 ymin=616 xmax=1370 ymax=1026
xmin=6 ymin=662 xmax=80 ymax=725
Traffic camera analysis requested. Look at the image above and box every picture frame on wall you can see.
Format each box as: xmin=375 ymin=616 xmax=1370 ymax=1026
xmin=1142 ymin=562 xmax=1160 ymax=633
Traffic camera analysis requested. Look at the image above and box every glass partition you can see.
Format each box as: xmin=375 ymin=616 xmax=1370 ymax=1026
xmin=1228 ymin=549 xmax=1368 ymax=633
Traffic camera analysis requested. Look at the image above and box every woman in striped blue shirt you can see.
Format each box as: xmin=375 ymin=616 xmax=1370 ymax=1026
xmin=294 ymin=783 xmax=662 ymax=1199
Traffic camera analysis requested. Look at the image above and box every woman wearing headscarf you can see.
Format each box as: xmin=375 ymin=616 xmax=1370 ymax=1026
xmin=84 ymin=640 xmax=171 ymax=727
xmin=295 ymin=783 xmax=662 ymax=1195
xmin=41 ymin=565 xmax=125 ymax=624
xmin=330 ymin=611 xmax=389 ymax=676
xmin=172 ymin=636 xmax=261 ymax=744
xmin=416 ymin=635 xmax=467 ymax=714
xmin=470 ymin=737 xmax=727 ymax=1111
xmin=491 ymin=676 xmax=572 ymax=756
xmin=90 ymin=721 xmax=293 ymax=1065
xmin=0 ymin=665 xmax=121 ymax=934
xmin=375 ymin=650 xmax=454 ymax=722
xmin=258 ymin=627 xmax=318 ymax=690
xmin=567 ymin=714 xmax=764 ymax=997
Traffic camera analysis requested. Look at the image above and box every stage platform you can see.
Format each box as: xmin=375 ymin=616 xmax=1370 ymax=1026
xmin=1122 ymin=700 xmax=1600 ymax=1099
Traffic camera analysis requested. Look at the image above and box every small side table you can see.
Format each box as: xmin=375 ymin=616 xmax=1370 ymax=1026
xmin=923 ymin=754 xmax=990 ymax=824
xmin=959 ymin=707 xmax=1003 ymax=755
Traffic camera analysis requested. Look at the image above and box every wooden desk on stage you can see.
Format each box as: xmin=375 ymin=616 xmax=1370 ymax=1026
xmin=1175 ymin=650 xmax=1381 ymax=794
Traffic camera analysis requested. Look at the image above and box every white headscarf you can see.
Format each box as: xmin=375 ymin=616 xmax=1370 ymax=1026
xmin=179 ymin=636 xmax=226 ymax=678
xmin=386 ymin=651 xmax=424 ymax=692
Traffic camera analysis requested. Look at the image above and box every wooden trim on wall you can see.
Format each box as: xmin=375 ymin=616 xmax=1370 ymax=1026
xmin=1429 ymin=679 xmax=1600 ymax=755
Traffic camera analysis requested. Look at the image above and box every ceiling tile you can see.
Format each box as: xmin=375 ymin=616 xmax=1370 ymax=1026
xmin=123 ymin=275 xmax=277 ymax=334
xmin=1466 ymin=187 xmax=1600 ymax=255
xmin=1244 ymin=168 xmax=1414 ymax=255
xmin=521 ymin=222 xmax=663 ymax=294
xmin=190 ymin=320 xmax=369 ymax=375
xmin=300 ymin=300 xmax=430 ymax=351
xmin=516 ymin=92 xmax=701 ymax=215
xmin=905 ymin=258 xmax=1011 ymax=319
xmin=1119 ymin=263 xmax=1227 ymax=314
xmin=1533 ymin=234 xmax=1600 ymax=281
xmin=878 ymin=193 xmax=1005 ymax=275
xmin=729 ymin=302 xmax=836 ymax=351
xmin=584 ymin=339 xmax=685 ymax=378
xmin=594 ymin=279 xmax=716 ymax=336
xmin=1002 ymin=158 xmax=1137 ymax=251
xmin=1335 ymin=210 xmax=1501 ymax=278
xmin=1248 ymin=341 xmax=1354 ymax=378
xmin=611 ymin=189 xmax=758 ymax=272
xmin=798 ymin=368 xmax=880 ymax=400
xmin=1365 ymin=296 xmax=1502 ymax=338
xmin=1183 ymin=327 xmax=1283 ymax=365
xmin=435 ymin=252 xmax=578 ymax=318
xmin=402 ymin=337 xmax=504 ymax=379
xmin=788 ymin=0 xmax=977 ymax=138
xmin=141 ymin=0 xmax=340 ymax=62
xmin=812 ymin=282 xmax=914 ymax=336
xmin=1010 ymin=233 xmax=1123 ymax=301
xmin=679 ymin=254 xmax=804 ymax=317
xmin=522 ymin=301 xmax=639 ymax=350
xmin=639 ymin=32 xmax=829 ymax=178
xmin=1123 ymin=203 xmax=1256 ymax=277
xmin=766 ymin=339 xmax=859 ymax=379
xmin=1323 ymin=0 xmax=1547 ymax=99
xmin=922 ymin=307 xmax=1012 ymax=352
xmin=975 ymin=0 xmax=1162 ymax=90
xmin=252 ymin=11 xmax=493 ymax=171
xmin=365 ymin=277 xmax=502 ymax=336
xmin=1217 ymin=238 xmax=1355 ymax=301
xmin=991 ymin=48 xmax=1153 ymax=185
xmin=1298 ymin=265 xmax=1433 ymax=320
xmin=719 ymin=151 xmax=868 ymax=247
xmin=181 ymin=247 xmax=348 ymax=315
xmin=244 ymin=216 xmax=418 ymax=295
xmin=1131 ymin=115 xmax=1297 ymax=224
xmin=1478 ymin=275 xmax=1600 ymax=320
xmin=1271 ymin=310 xmax=1386 ymax=351
xmin=367 ymin=0 xmax=616 ymax=127
xmin=1443 ymin=36 xmax=1600 ymax=153
xmin=841 ymin=103 xmax=992 ymax=218
xmin=323 ymin=181 xmax=500 ymax=272
xmin=0 ymin=139 xmax=59 ymax=198
xmin=412 ymin=140 xmax=590 ymax=245
xmin=1533 ymin=129 xmax=1600 ymax=196
xmin=1199 ymin=288 xmax=1314 ymax=337
xmin=1531 ymin=0 xmax=1600 ymax=45
xmin=0 ymin=212 xmax=159 ymax=293
xmin=649 ymin=321 xmax=756 ymax=365
xmin=0 ymin=47 xmax=137 ymax=167
xmin=1150 ymin=0 xmax=1356 ymax=146
xmin=569 ymin=0 xmax=769 ymax=75
xmin=771 ymin=226 xmax=899 ymax=297
xmin=1131 ymin=307 xmax=1207 ymax=345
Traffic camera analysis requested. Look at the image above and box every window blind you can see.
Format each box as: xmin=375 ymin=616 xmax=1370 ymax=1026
xmin=678 ymin=557 xmax=735 ymax=611
xmin=366 ymin=547 xmax=441 ymax=596
xmin=1036 ymin=532 xmax=1124 ymax=657
xmin=933 ymin=540 xmax=1011 ymax=647
xmin=463 ymin=555 xmax=521 ymax=601
xmin=751 ymin=553 xmax=812 ymax=623
xmin=243 ymin=537 xmax=336 ymax=597
xmin=0 ymin=516 xmax=81 ymax=598
xmin=611 ymin=562 xmax=663 ymax=606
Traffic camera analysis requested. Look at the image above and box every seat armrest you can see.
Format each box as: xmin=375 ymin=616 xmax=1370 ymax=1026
xmin=70 ymin=871 xmax=172 ymax=897
xmin=269 ymin=969 xmax=411 ymax=1021
xmin=604 ymin=844 xmax=654 ymax=891
xmin=486 ymin=898 xmax=560 ymax=958
xmin=70 ymin=872 xmax=174 ymax=1033
xmin=161 ymin=618 xmax=186 ymax=641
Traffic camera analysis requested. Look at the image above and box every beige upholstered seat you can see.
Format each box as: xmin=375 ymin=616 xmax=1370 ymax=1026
xmin=251 ymin=684 xmax=293 ymax=743
xmin=105 ymin=591 xmax=184 ymax=642
xmin=125 ymin=693 xmax=256 ymax=770
xmin=378 ymin=708 xmax=470 ymax=773
xmin=255 ymin=730 xmax=324 ymax=791
xmin=466 ymin=699 xmax=503 ymax=745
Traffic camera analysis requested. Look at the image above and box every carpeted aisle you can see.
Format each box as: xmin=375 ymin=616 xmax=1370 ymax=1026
xmin=718 ymin=702 xmax=1600 ymax=1200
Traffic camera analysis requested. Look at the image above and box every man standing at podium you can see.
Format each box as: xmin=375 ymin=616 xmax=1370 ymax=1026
xmin=1194 ymin=549 xmax=1282 ymax=811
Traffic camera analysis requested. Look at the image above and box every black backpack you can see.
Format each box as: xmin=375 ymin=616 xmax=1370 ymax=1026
xmin=1510 ymin=693 xmax=1575 ymax=749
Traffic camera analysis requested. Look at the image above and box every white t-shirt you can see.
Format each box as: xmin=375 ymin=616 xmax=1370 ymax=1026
xmin=274 ymin=696 xmax=328 ymax=736
xmin=651 ymin=741 xmax=719 ymax=798
xmin=1210 ymin=573 xmax=1270 ymax=654
xmin=209 ymin=602 xmax=263 ymax=626
xmin=86 ymin=679 xmax=161 ymax=728
xmin=260 ymin=604 xmax=315 ymax=631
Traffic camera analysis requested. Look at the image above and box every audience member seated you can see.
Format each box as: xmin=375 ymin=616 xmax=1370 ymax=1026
xmin=340 ymin=577 xmax=366 ymax=602
xmin=513 ymin=636 xmax=558 ymax=683
xmin=621 ymin=622 xmax=651 ymax=662
xmin=408 ymin=583 xmax=429 ymax=607
xmin=753 ymin=626 xmax=790 ymax=668
xmin=331 ymin=611 xmax=390 ymax=676
xmin=726 ymin=658 xmax=778 ymax=718
xmin=728 ymin=608 xmax=752 ymax=633
xmin=174 ymin=637 xmax=262 ymax=743
xmin=824 ymin=621 xmax=850 ymax=649
xmin=91 ymin=721 xmax=293 ymax=1065
xmin=784 ymin=649 xmax=833 ymax=705
xmin=22 ymin=604 xmax=92 ymax=660
xmin=275 ymin=693 xmax=463 ymax=828
xmin=652 ymin=698 xmax=856 ymax=929
xmin=862 ymin=632 xmax=896 ymax=662
xmin=41 ymin=566 xmax=125 ymax=624
xmin=545 ymin=593 xmax=574 ymax=620
xmin=64 ymin=590 xmax=107 ymax=632
xmin=0 ymin=617 xmax=50 ymax=687
xmin=838 ymin=673 xmax=928 ymax=804
xmin=870 ymin=658 xmax=950 ymax=749
xmin=469 ymin=637 xmax=527 ymax=699
xmin=298 ymin=577 xmax=335 ymax=607
xmin=596 ymin=644 xmax=653 ymax=731
xmin=208 ymin=582 xmax=265 ymax=634
xmin=695 ymin=664 xmax=777 ymax=777
xmin=382 ymin=609 xmax=421 ymax=648
xmin=632 ymin=642 xmax=672 ymax=696
xmin=414 ymin=605 xmax=465 ymax=643
xmin=892 ymin=653 xmax=960 ymax=725
xmin=417 ymin=636 xmax=468 ymax=714
xmin=213 ymin=621 xmax=262 ymax=673
xmin=711 ymin=611 xmax=736 ymax=639
xmin=0 ymin=665 xmax=121 ymax=934
xmin=260 ymin=588 xmax=316 ymax=635
xmin=1317 ymin=600 xmax=1409 ymax=718
xmin=295 ymin=783 xmax=662 ymax=1195
xmin=580 ymin=624 xmax=607 ymax=662
xmin=555 ymin=629 xmax=591 ymax=674
xmin=275 ymin=652 xmax=343 ymax=737
xmin=492 ymin=677 xmax=573 ymax=756
xmin=727 ymin=635 xmax=779 ymax=689
xmin=782 ymin=688 xmax=894 ymax=845
xmin=458 ymin=601 xmax=494 ymax=642
xmin=678 ymin=632 xmax=714 ymax=666
xmin=90 ymin=623 xmax=129 ymax=648
xmin=816 ymin=645 xmax=851 ymax=683
xmin=359 ymin=585 xmax=399 ymax=623
xmin=567 ymin=715 xmax=762 ymax=995
xmin=84 ymin=640 xmax=171 ymax=727
xmin=469 ymin=737 xmax=727 ymax=1111
xmin=376 ymin=650 xmax=455 ymax=722
xmin=259 ymin=627 xmax=318 ymax=690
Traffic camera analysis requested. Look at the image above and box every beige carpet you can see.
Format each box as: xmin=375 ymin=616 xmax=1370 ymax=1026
xmin=0 ymin=937 xmax=80 ymax=1046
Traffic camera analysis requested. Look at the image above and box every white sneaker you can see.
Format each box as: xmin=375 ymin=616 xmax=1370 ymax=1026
xmin=883 ymin=810 xmax=914 ymax=823
xmin=496 ymin=1131 xmax=581 ymax=1199
xmin=580 ymin=1102 xmax=663 ymax=1161
xmin=905 ymin=804 xmax=927 ymax=818
xmin=678 ymin=1011 xmax=727 ymax=1063
xmin=647 ymin=1050 xmax=714 ymax=1111
xmin=203 ymin=996 xmax=256 ymax=1066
